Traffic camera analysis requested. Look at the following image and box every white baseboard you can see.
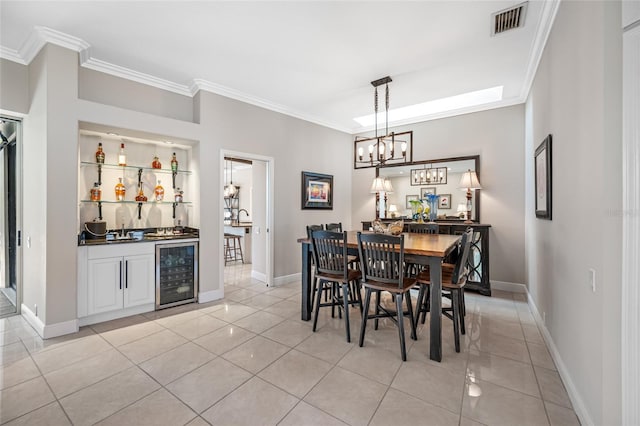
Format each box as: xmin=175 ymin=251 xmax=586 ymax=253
xmin=78 ymin=304 xmax=154 ymax=327
xmin=251 ymin=270 xmax=267 ymax=283
xmin=526 ymin=294 xmax=593 ymax=426
xmin=273 ymin=272 xmax=300 ymax=286
xmin=491 ymin=280 xmax=527 ymax=293
xmin=21 ymin=304 xmax=79 ymax=339
xmin=199 ymin=288 xmax=224 ymax=304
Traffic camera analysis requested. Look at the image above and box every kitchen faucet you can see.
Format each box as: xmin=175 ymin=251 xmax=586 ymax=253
xmin=238 ymin=209 xmax=250 ymax=222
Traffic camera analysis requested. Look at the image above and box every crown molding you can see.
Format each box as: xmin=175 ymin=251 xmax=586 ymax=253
xmin=519 ymin=0 xmax=562 ymax=101
xmin=81 ymin=56 xmax=192 ymax=97
xmin=191 ymin=79 xmax=352 ymax=133
xmin=0 ymin=46 xmax=25 ymax=64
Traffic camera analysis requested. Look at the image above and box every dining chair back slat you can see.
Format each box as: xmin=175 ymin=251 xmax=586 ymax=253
xmin=324 ymin=222 xmax=343 ymax=232
xmin=408 ymin=223 xmax=439 ymax=234
xmin=357 ymin=232 xmax=404 ymax=287
xmin=451 ymin=227 xmax=474 ymax=285
xmin=311 ymin=230 xmax=348 ymax=281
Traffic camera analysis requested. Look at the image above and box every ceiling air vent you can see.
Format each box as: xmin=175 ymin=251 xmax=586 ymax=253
xmin=491 ymin=2 xmax=528 ymax=35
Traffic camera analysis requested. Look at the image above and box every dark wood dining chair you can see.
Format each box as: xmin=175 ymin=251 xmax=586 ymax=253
xmin=408 ymin=223 xmax=439 ymax=234
xmin=357 ymin=232 xmax=417 ymax=361
xmin=405 ymin=223 xmax=439 ymax=277
xmin=415 ymin=227 xmax=473 ymax=352
xmin=310 ymin=230 xmax=363 ymax=342
xmin=324 ymin=222 xmax=342 ymax=232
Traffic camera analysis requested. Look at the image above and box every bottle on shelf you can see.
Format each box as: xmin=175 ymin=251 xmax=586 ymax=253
xmin=174 ymin=187 xmax=184 ymax=203
xmin=171 ymin=152 xmax=178 ymax=172
xmin=115 ymin=178 xmax=126 ymax=201
xmin=154 ymin=180 xmax=165 ymax=202
xmin=95 ymin=143 xmax=105 ymax=164
xmin=118 ymin=143 xmax=126 ymax=166
xmin=152 ymin=155 xmax=162 ymax=169
xmin=90 ymin=182 xmax=102 ymax=201
xmin=135 ymin=182 xmax=148 ymax=202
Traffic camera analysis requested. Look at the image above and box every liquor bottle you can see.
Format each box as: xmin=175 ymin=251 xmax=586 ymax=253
xmin=135 ymin=183 xmax=147 ymax=202
xmin=174 ymin=188 xmax=184 ymax=203
xmin=95 ymin=143 xmax=105 ymax=164
xmin=118 ymin=143 xmax=126 ymax=166
xmin=152 ymin=156 xmax=162 ymax=169
xmin=90 ymin=182 xmax=101 ymax=201
xmin=154 ymin=180 xmax=165 ymax=202
xmin=115 ymin=178 xmax=126 ymax=201
xmin=170 ymin=152 xmax=178 ymax=172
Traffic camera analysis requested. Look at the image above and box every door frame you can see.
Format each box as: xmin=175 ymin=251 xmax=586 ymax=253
xmin=0 ymin=115 xmax=23 ymax=315
xmin=219 ymin=150 xmax=274 ymax=287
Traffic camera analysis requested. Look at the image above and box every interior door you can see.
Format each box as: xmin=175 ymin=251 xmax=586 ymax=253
xmin=0 ymin=117 xmax=20 ymax=317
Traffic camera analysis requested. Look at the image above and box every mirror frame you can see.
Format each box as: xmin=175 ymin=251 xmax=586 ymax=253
xmin=375 ymin=154 xmax=481 ymax=222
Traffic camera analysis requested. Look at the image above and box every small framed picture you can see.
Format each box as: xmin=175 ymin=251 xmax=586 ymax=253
xmin=406 ymin=194 xmax=419 ymax=209
xmin=301 ymin=171 xmax=333 ymax=210
xmin=438 ymin=194 xmax=451 ymax=209
xmin=421 ymin=187 xmax=436 ymax=198
xmin=535 ymin=135 xmax=552 ymax=219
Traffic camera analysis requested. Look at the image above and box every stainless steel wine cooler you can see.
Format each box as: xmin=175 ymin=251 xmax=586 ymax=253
xmin=156 ymin=241 xmax=198 ymax=309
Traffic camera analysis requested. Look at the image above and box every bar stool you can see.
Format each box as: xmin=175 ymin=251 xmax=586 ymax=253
xmin=224 ymin=233 xmax=244 ymax=265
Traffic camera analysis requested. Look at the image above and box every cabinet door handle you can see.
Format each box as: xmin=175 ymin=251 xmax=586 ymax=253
xmin=119 ymin=260 xmax=123 ymax=290
xmin=125 ymin=260 xmax=128 ymax=289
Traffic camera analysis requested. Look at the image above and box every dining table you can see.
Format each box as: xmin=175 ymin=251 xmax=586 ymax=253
xmin=298 ymin=230 xmax=462 ymax=362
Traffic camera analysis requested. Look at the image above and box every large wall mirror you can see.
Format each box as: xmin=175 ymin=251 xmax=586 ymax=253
xmin=375 ymin=155 xmax=480 ymax=222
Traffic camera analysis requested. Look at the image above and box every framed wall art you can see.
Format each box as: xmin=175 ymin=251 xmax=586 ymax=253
xmin=420 ymin=187 xmax=436 ymax=198
xmin=535 ymin=134 xmax=552 ymax=219
xmin=438 ymin=194 xmax=452 ymax=209
xmin=406 ymin=194 xmax=419 ymax=209
xmin=301 ymin=171 xmax=333 ymax=210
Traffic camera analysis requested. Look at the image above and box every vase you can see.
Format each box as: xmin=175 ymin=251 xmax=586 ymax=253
xmin=425 ymin=195 xmax=439 ymax=222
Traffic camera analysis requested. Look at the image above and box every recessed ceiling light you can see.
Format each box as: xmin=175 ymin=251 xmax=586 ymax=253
xmin=354 ymin=86 xmax=504 ymax=127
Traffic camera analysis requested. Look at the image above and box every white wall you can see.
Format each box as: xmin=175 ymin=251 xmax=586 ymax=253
xmin=524 ymin=1 xmax=622 ymax=425
xmin=0 ymin=59 xmax=29 ymax=114
xmin=352 ymin=105 xmax=526 ymax=285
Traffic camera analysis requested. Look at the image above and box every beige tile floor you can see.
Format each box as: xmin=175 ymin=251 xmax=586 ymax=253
xmin=0 ymin=263 xmax=581 ymax=425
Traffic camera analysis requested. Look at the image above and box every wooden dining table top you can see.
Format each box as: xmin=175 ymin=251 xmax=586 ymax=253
xmin=298 ymin=230 xmax=461 ymax=258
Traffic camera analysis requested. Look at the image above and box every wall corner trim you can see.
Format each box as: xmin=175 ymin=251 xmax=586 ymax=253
xmin=274 ymin=272 xmax=301 ymax=286
xmin=21 ymin=304 xmax=79 ymax=339
xmin=198 ymin=289 xmax=224 ymax=304
xmin=526 ymin=294 xmax=594 ymax=426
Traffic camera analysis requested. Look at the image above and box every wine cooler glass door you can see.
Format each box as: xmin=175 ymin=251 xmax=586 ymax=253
xmin=156 ymin=242 xmax=198 ymax=309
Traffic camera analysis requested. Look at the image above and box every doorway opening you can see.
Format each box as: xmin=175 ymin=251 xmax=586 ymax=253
xmin=220 ymin=150 xmax=274 ymax=288
xmin=1 ymin=116 xmax=21 ymax=318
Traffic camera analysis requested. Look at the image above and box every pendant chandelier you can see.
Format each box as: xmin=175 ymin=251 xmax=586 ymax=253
xmin=354 ymin=76 xmax=413 ymax=169
xmin=224 ymin=158 xmax=237 ymax=197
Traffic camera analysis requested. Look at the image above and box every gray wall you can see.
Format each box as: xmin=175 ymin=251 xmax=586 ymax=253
xmin=0 ymin=59 xmax=29 ymax=114
xmin=351 ymin=105 xmax=526 ymax=285
xmin=525 ymin=1 xmax=622 ymax=424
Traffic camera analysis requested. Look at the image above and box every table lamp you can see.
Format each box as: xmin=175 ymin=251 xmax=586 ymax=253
xmin=388 ymin=204 xmax=398 ymax=218
xmin=370 ymin=177 xmax=394 ymax=219
xmin=459 ymin=169 xmax=481 ymax=224
xmin=457 ymin=203 xmax=467 ymax=220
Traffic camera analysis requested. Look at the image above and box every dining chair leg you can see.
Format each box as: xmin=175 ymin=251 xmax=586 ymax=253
xmin=342 ymin=283 xmax=351 ymax=343
xmin=406 ymin=291 xmax=417 ymax=341
xmin=312 ymin=280 xmax=324 ymax=332
xmin=452 ymin=289 xmax=461 ymax=353
xmin=396 ymin=293 xmax=407 ymax=361
xmin=421 ymin=286 xmax=431 ymax=324
xmin=415 ymin=285 xmax=425 ymax=329
xmin=359 ymin=288 xmax=372 ymax=347
xmin=374 ymin=290 xmax=381 ymax=330
xmin=458 ymin=290 xmax=466 ymax=335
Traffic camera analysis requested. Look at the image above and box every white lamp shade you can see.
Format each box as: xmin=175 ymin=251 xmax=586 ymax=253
xmin=388 ymin=204 xmax=398 ymax=213
xmin=457 ymin=203 xmax=467 ymax=213
xmin=370 ymin=177 xmax=387 ymax=193
xmin=459 ymin=169 xmax=482 ymax=190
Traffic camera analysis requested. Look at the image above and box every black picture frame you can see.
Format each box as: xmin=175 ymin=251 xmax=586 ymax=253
xmin=535 ymin=135 xmax=552 ymax=219
xmin=301 ymin=171 xmax=333 ymax=210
